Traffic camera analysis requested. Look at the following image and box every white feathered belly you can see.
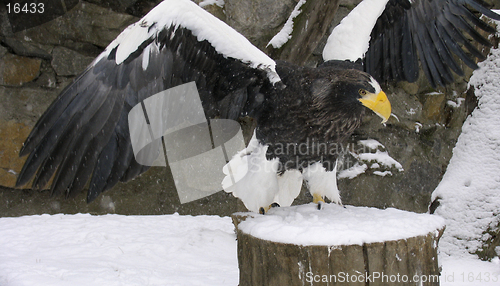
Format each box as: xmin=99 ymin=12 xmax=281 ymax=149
xmin=222 ymin=131 xmax=341 ymax=212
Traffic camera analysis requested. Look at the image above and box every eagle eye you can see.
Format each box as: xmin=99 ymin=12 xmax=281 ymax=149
xmin=358 ymin=89 xmax=367 ymax=96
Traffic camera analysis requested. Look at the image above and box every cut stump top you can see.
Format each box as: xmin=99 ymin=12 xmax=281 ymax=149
xmin=235 ymin=203 xmax=445 ymax=246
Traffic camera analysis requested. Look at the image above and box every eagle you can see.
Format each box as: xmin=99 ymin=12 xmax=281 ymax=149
xmin=15 ymin=0 xmax=500 ymax=213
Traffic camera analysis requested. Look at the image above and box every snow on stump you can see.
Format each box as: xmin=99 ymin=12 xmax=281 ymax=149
xmin=232 ymin=204 xmax=445 ymax=286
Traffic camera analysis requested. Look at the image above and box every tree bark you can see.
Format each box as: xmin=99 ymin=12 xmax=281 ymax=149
xmin=232 ymin=213 xmax=445 ymax=286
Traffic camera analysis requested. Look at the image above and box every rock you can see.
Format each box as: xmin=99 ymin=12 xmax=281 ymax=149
xmin=51 ymin=46 xmax=94 ymax=76
xmin=1 ymin=166 xmax=241 ymax=216
xmin=0 ymin=83 xmax=70 ymax=127
xmin=0 ymin=8 xmax=13 ymax=37
xmin=35 ymin=68 xmax=57 ymax=89
xmin=99 ymin=195 xmax=116 ymax=213
xmin=85 ymin=0 xmax=140 ymax=13
xmin=267 ymin=0 xmax=341 ymax=66
xmin=339 ymin=0 xmax=363 ymax=8
xmin=387 ymin=87 xmax=423 ymax=131
xmin=193 ymin=0 xmax=226 ymax=21
xmin=1 ymin=37 xmax=52 ymax=60
xmin=224 ymin=0 xmax=298 ymax=50
xmin=14 ymin=2 xmax=138 ymax=49
xmin=0 ymin=53 xmax=42 ymax=86
xmin=0 ymin=83 xmax=70 ymax=188
xmin=422 ymin=92 xmax=446 ymax=122
xmin=0 ymin=120 xmax=31 ymax=187
xmin=335 ymin=83 xmax=469 ymax=212
xmin=0 ymin=45 xmax=8 ymax=57
xmin=125 ymin=0 xmax=163 ymax=17
xmin=5 ymin=0 xmax=79 ymax=33
xmin=476 ymin=222 xmax=500 ymax=261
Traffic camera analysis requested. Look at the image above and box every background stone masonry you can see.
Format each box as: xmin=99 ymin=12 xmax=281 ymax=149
xmin=0 ymin=0 xmax=498 ymax=230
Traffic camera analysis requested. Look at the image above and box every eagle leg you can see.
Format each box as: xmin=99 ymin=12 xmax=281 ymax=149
xmin=312 ymin=193 xmax=326 ymax=210
xmin=303 ymin=161 xmax=342 ymax=210
xmin=259 ymin=202 xmax=281 ymax=214
xmin=312 ymin=193 xmax=325 ymax=204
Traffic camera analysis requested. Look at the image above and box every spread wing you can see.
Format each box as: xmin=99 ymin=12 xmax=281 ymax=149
xmin=323 ymin=0 xmax=500 ymax=87
xmin=16 ymin=0 xmax=279 ymax=202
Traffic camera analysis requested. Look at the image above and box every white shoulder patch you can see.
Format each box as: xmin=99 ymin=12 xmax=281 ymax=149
xmin=322 ymin=0 xmax=389 ymax=62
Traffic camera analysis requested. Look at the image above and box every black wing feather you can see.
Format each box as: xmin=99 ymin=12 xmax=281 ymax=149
xmin=50 ymin=88 xmax=119 ymax=197
xmin=87 ymin=129 xmax=119 ymax=202
xmin=365 ymin=0 xmax=500 ymax=87
xmin=401 ymin=13 xmax=419 ymax=82
xmin=66 ymin=94 xmax=124 ymax=198
xmin=17 ymin=23 xmax=271 ymax=202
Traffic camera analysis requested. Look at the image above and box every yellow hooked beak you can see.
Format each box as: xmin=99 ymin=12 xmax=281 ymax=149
xmin=358 ymin=91 xmax=391 ymax=123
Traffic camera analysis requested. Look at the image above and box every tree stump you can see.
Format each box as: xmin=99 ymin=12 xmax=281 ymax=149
xmin=232 ymin=204 xmax=445 ymax=286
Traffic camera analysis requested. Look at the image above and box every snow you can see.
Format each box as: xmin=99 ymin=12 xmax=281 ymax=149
xmin=1 ymin=212 xmax=498 ymax=285
xmin=414 ymin=122 xmax=423 ymax=133
xmin=355 ymin=139 xmax=403 ymax=171
xmin=446 ymin=98 xmax=465 ymax=108
xmin=426 ymin=91 xmax=444 ymax=96
xmin=267 ymin=0 xmax=307 ymax=49
xmin=337 ymin=139 xmax=403 ymax=179
xmin=198 ymin=0 xmax=224 ymax=8
xmin=358 ymin=138 xmax=383 ymax=150
xmin=322 ymin=0 xmax=389 ymax=61
xmin=0 ymin=214 xmax=238 ymax=286
xmin=355 ymin=150 xmax=403 ymax=171
xmin=373 ymin=170 xmax=392 ymax=177
xmin=94 ymin=0 xmax=280 ymax=83
xmin=238 ymin=203 xmax=445 ymax=246
xmin=337 ymin=162 xmax=367 ymax=179
xmin=440 ymin=256 xmax=500 ymax=286
xmin=431 ymin=19 xmax=500 ymax=260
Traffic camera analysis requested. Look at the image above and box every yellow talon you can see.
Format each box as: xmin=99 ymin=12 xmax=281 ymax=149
xmin=312 ymin=193 xmax=325 ymax=204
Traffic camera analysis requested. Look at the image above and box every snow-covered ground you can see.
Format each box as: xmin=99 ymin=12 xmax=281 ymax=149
xmin=0 ymin=211 xmax=498 ymax=285
xmin=0 ymin=214 xmax=238 ymax=286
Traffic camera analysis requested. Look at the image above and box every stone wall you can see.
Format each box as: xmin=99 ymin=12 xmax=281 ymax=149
xmin=0 ymin=0 xmax=496 ymax=217
xmin=0 ymin=0 xmax=302 ymax=216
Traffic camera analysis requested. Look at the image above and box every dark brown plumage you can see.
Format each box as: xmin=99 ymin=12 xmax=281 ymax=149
xmin=257 ymin=61 xmax=378 ymax=173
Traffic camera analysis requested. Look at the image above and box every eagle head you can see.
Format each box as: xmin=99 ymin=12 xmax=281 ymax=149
xmin=312 ymin=69 xmax=391 ymax=124
xmin=356 ymin=75 xmax=391 ymax=123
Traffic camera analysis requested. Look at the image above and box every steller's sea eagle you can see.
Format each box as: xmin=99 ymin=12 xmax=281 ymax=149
xmin=15 ymin=0 xmax=500 ymax=213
